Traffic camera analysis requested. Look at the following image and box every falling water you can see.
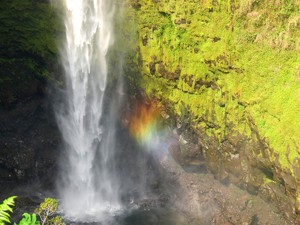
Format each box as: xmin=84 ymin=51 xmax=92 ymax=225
xmin=55 ymin=0 xmax=121 ymax=220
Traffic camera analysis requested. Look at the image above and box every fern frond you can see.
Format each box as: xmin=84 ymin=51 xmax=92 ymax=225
xmin=0 ymin=196 xmax=17 ymax=225
xmin=16 ymin=213 xmax=40 ymax=225
xmin=0 ymin=211 xmax=10 ymax=220
xmin=2 ymin=196 xmax=16 ymax=205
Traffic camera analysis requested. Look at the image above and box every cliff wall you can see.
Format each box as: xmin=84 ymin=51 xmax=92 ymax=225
xmin=127 ymin=0 xmax=300 ymax=222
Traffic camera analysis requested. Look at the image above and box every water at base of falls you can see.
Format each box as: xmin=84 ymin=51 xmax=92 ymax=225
xmin=55 ymin=0 xmax=123 ymax=220
xmin=62 ymin=208 xmax=201 ymax=225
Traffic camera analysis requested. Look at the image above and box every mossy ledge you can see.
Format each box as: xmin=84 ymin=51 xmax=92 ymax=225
xmin=126 ymin=0 xmax=300 ymax=222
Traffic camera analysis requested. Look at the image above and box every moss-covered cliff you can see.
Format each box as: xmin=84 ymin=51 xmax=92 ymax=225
xmin=0 ymin=0 xmax=62 ymax=105
xmin=127 ymin=0 xmax=300 ymax=222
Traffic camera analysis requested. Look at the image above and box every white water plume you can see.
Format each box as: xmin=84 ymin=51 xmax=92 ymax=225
xmin=55 ymin=0 xmax=122 ymax=220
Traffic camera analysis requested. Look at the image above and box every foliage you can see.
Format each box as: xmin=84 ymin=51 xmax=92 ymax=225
xmin=0 ymin=0 xmax=63 ymax=104
xmin=0 ymin=197 xmax=64 ymax=225
xmin=34 ymin=198 xmax=65 ymax=225
xmin=14 ymin=213 xmax=40 ymax=225
xmin=0 ymin=196 xmax=17 ymax=225
xmin=44 ymin=216 xmax=64 ymax=225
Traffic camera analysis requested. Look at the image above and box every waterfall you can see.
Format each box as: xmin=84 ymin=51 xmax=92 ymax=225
xmin=55 ymin=0 xmax=121 ymax=220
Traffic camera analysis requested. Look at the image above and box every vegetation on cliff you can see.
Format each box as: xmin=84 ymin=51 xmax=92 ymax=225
xmin=0 ymin=0 xmax=62 ymax=105
xmin=0 ymin=197 xmax=64 ymax=225
xmin=127 ymin=0 xmax=300 ymax=220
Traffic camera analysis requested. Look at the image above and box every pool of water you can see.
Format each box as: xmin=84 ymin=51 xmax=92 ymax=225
xmin=66 ymin=207 xmax=202 ymax=225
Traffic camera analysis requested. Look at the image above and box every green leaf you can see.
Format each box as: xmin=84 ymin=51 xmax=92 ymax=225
xmin=0 ymin=196 xmax=17 ymax=225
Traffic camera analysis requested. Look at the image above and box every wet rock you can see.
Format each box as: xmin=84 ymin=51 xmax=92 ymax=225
xmin=258 ymin=181 xmax=296 ymax=223
xmin=173 ymin=66 xmax=181 ymax=80
xmin=178 ymin=131 xmax=203 ymax=162
xmin=174 ymin=18 xmax=186 ymax=25
xmin=130 ymin=0 xmax=141 ymax=9
xmin=164 ymin=122 xmax=297 ymax=223
xmin=0 ymin=95 xmax=61 ymax=192
xmin=160 ymin=152 xmax=290 ymax=225
xmin=149 ymin=62 xmax=156 ymax=75
xmin=142 ymin=34 xmax=148 ymax=46
xmin=158 ymin=63 xmax=168 ymax=77
xmin=194 ymin=79 xmax=218 ymax=89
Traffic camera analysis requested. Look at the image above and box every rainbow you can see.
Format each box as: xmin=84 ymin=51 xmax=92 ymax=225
xmin=127 ymin=101 xmax=161 ymax=147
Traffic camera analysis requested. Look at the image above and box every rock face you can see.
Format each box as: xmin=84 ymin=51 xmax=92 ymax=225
xmin=126 ymin=0 xmax=300 ymax=222
xmin=0 ymin=94 xmax=61 ymax=194
xmin=0 ymin=0 xmax=63 ymax=194
xmin=159 ymin=152 xmax=290 ymax=225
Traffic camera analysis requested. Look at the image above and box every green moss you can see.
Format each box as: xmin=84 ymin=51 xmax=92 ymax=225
xmin=128 ymin=0 xmax=300 ymax=206
xmin=0 ymin=0 xmax=63 ymax=104
xmin=263 ymin=178 xmax=275 ymax=187
xmin=0 ymin=1 xmax=61 ymax=59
